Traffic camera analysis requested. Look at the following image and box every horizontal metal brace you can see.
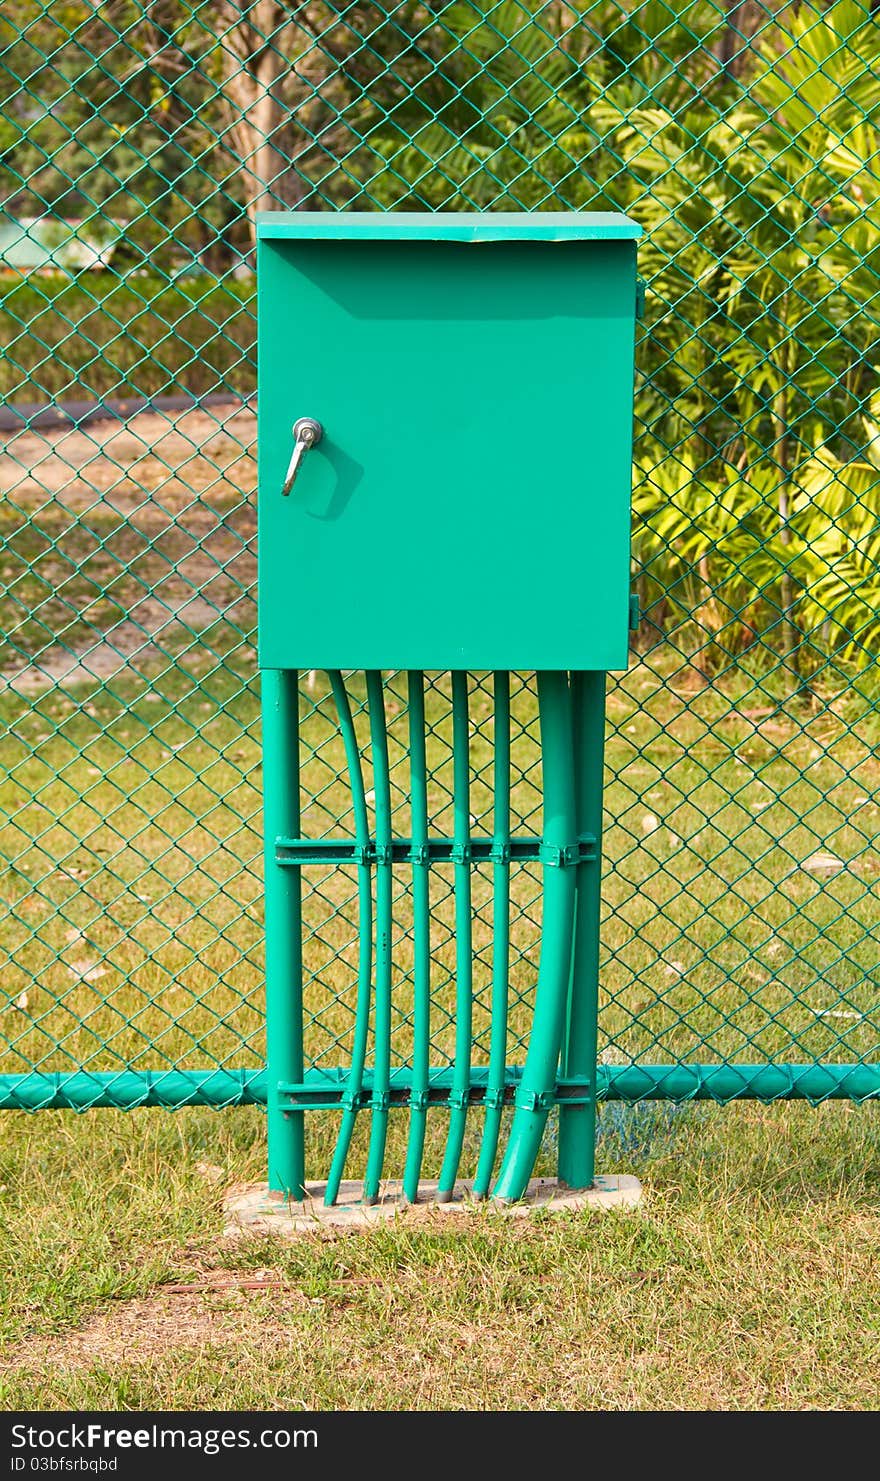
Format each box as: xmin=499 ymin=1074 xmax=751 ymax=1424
xmin=275 ymin=834 xmax=597 ymax=868
xmin=276 ymin=1066 xmax=594 ymax=1111
xmin=2 ymin=1064 xmax=878 ymax=1112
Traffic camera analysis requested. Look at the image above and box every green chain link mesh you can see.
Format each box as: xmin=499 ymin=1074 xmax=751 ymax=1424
xmin=0 ymin=1 xmax=877 ymax=1110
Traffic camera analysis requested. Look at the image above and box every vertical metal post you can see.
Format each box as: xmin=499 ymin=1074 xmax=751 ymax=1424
xmin=262 ymin=667 xmax=305 ymax=1198
xmin=403 ymin=670 xmax=431 ymax=1203
xmin=558 ymin=670 xmax=606 ymax=1189
xmin=493 ymin=671 xmax=577 ymax=1202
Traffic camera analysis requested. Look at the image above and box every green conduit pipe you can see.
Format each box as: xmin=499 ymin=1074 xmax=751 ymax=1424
xmin=363 ymin=670 xmax=393 ymax=1204
xmin=403 ymin=670 xmax=431 ymax=1203
xmin=558 ymin=671 xmax=605 ymax=1190
xmin=437 ymin=670 xmax=473 ymax=1200
xmin=473 ymin=670 xmax=511 ymax=1199
xmin=493 ymin=671 xmax=577 ymax=1202
xmin=262 ymin=669 xmax=306 ymax=1198
xmin=324 ymin=671 xmax=373 ymax=1207
xmin=4 ymin=1062 xmax=880 ymax=1112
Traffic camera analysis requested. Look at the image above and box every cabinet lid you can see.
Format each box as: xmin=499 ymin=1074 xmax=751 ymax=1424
xmin=256 ymin=210 xmax=641 ymax=242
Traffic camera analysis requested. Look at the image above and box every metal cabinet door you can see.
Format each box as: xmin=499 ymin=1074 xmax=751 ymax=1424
xmin=257 ymin=214 xmax=639 ymax=672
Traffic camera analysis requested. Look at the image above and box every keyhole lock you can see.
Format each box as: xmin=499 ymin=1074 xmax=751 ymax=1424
xmin=282 ymin=417 xmax=324 ymax=494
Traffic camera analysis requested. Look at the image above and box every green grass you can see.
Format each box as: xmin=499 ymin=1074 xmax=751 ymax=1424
xmin=0 ymin=487 xmax=252 ymax=662
xmin=0 ymin=274 xmax=254 ymax=402
xmin=1 ymin=644 xmax=877 ymax=1092
xmin=0 ymin=1098 xmax=878 ymax=1409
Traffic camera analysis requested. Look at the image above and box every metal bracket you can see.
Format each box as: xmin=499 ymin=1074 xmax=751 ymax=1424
xmin=538 ymin=836 xmax=598 ymax=868
xmin=275 ymin=1070 xmax=594 ymax=1111
xmin=515 ymin=1087 xmax=557 ymax=1113
xmin=275 ymin=834 xmax=598 ymax=868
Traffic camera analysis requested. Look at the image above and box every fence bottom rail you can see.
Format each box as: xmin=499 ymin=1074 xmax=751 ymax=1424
xmin=1 ymin=1062 xmax=878 ymax=1112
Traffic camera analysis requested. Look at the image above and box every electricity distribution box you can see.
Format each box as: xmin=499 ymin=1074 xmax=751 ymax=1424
xmin=257 ymin=212 xmax=640 ymax=672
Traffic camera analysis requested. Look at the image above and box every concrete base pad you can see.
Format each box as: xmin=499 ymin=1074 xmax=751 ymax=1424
xmin=223 ymin=1174 xmax=642 ymax=1237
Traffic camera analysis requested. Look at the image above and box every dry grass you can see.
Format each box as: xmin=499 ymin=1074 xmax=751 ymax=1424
xmin=1 ymin=1099 xmax=878 ymax=1409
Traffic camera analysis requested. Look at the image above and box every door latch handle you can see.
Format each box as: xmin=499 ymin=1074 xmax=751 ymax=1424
xmin=282 ymin=417 xmax=323 ymax=494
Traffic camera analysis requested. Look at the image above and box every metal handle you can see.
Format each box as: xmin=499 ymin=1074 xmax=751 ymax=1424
xmin=282 ymin=417 xmax=323 ymax=494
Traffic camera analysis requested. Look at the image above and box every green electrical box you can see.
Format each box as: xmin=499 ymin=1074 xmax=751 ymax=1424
xmin=257 ymin=212 xmax=640 ymax=673
xmin=257 ymin=210 xmax=642 ymax=1208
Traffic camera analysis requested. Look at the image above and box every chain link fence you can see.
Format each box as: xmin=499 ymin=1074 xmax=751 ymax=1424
xmin=0 ymin=1 xmax=878 ymax=1111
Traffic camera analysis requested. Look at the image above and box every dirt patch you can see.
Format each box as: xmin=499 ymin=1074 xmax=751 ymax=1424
xmin=0 ymin=404 xmax=256 ymax=517
xmin=0 ymin=404 xmax=257 ymax=691
xmin=7 ymin=1273 xmax=304 ymax=1373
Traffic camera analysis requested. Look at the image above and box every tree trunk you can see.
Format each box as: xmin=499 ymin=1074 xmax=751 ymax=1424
xmin=717 ymin=2 xmax=788 ymax=80
xmin=773 ymin=349 xmax=801 ymax=697
xmin=217 ymin=2 xmax=310 ymax=250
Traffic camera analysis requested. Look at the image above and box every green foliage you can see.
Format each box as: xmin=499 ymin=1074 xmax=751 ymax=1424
xmin=360 ymin=2 xmax=598 ymax=210
xmin=613 ymin=1 xmax=880 ymax=684
xmin=1 ymin=1 xmax=879 ymax=684
xmin=0 ymin=2 xmax=240 ymax=270
xmin=357 ymin=0 xmax=880 ymax=689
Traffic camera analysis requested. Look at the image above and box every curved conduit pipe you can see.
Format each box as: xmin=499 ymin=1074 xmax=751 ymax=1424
xmin=493 ymin=670 xmax=578 ymax=1203
xmin=473 ymin=670 xmax=511 ymax=1199
xmin=363 ymin=670 xmax=393 ymax=1204
xmin=403 ymin=670 xmax=431 ymax=1203
xmin=437 ymin=670 xmax=473 ymax=1200
xmin=324 ymin=671 xmax=373 ymax=1208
